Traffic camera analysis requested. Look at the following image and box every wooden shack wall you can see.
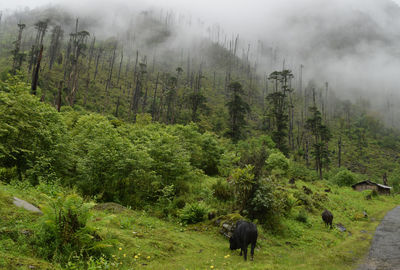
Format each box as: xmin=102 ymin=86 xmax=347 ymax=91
xmin=378 ymin=186 xmax=390 ymax=195
xmin=353 ymin=184 xmax=378 ymax=192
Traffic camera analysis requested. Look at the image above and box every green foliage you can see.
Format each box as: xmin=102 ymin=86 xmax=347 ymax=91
xmin=229 ymin=165 xmax=255 ymax=211
xmin=295 ymin=208 xmax=309 ymax=223
xmin=266 ymin=151 xmax=290 ymax=177
xmin=331 ymin=169 xmax=358 ymax=187
xmin=237 ymin=135 xmax=275 ymax=178
xmin=169 ymin=124 xmax=223 ymax=175
xmin=389 ymin=169 xmax=400 ymax=193
xmin=0 ymin=166 xmax=18 ymax=183
xmin=266 ymin=70 xmax=293 ymax=155
xmin=288 ymin=163 xmax=315 ymax=182
xmin=0 ymin=76 xmax=71 ymax=184
xmin=226 ymin=82 xmax=250 ymax=143
xmin=155 ymin=184 xmax=176 ymax=217
xmin=135 ymin=113 xmax=153 ymax=126
xmin=212 ymin=179 xmax=233 ymax=201
xmin=248 ymin=178 xmax=292 ymax=227
xmin=179 ymin=202 xmax=208 ymax=224
xmin=305 ymin=105 xmax=331 ymax=179
xmin=70 ymin=114 xmax=157 ymax=205
xmin=36 ymin=193 xmax=110 ymax=263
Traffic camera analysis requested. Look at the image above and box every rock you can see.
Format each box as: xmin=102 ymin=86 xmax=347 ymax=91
xmin=20 ymin=229 xmax=33 ymax=236
xmin=336 ymin=223 xmax=347 ymax=232
xmin=28 ymin=266 xmax=35 ymax=269
xmin=220 ymin=222 xmax=235 ymax=238
xmin=361 ymin=230 xmax=368 ymax=234
xmin=214 ymin=219 xmax=222 ymax=226
xmin=363 ymin=211 xmax=368 ymax=218
xmin=222 ymin=223 xmax=232 ymax=231
xmin=12 ymin=197 xmax=42 ymax=214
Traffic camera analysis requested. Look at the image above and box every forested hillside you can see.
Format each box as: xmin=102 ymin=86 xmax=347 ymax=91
xmin=0 ymin=1 xmax=400 ymax=269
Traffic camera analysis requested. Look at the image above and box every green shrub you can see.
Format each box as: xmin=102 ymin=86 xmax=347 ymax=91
xmin=212 ymin=179 xmax=233 ymax=201
xmin=0 ymin=77 xmax=71 ymax=185
xmin=296 ymin=209 xmax=308 ymax=223
xmin=173 ymin=197 xmax=187 ymax=209
xmin=230 ymin=165 xmax=255 ymax=211
xmin=248 ymin=178 xmax=292 ymax=226
xmin=237 ymin=135 xmax=275 ymax=178
xmin=168 ymin=124 xmax=223 ymax=175
xmin=0 ymin=166 xmax=18 ymax=183
xmin=331 ymin=169 xmax=358 ymax=187
xmin=289 ymin=163 xmax=315 ymax=182
xmin=179 ymin=202 xmax=208 ymax=224
xmin=36 ymin=193 xmax=111 ymax=263
xmin=266 ymin=151 xmax=290 ymax=177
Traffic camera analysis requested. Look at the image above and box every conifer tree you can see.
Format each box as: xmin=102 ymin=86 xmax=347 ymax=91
xmin=226 ymin=81 xmax=250 ymax=143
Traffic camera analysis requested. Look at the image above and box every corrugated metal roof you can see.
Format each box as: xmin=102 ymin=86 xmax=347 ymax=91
xmin=352 ymin=180 xmax=392 ymax=189
xmin=376 ymin=183 xmax=392 ymax=189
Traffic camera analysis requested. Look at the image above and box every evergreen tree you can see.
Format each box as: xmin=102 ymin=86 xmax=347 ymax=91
xmin=306 ymin=105 xmax=331 ymax=179
xmin=226 ymin=81 xmax=250 ymax=143
xmin=266 ymin=70 xmax=293 ymax=155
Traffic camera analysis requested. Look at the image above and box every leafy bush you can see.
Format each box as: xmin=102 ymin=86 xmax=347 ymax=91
xmin=266 ymin=151 xmax=290 ymax=177
xmin=0 ymin=166 xmax=18 ymax=183
xmin=0 ymin=77 xmax=71 ymax=184
xmin=212 ymin=179 xmax=233 ymax=201
xmin=331 ymin=169 xmax=358 ymax=187
xmin=289 ymin=163 xmax=315 ymax=182
xmin=248 ymin=178 xmax=291 ymax=226
xmin=229 ymin=165 xmax=255 ymax=211
xmin=296 ymin=209 xmax=308 ymax=223
xmin=70 ymin=114 xmax=158 ymax=205
xmin=168 ymin=124 xmax=223 ymax=175
xmin=179 ymin=202 xmax=208 ymax=224
xmin=36 ymin=193 xmax=110 ymax=262
xmin=237 ymin=135 xmax=275 ymax=178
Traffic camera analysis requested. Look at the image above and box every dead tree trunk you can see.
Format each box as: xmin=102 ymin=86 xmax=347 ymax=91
xmin=57 ymin=81 xmax=63 ymax=112
xmin=31 ymin=45 xmax=43 ymax=95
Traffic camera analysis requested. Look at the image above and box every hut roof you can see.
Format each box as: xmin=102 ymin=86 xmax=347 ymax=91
xmin=352 ymin=180 xmax=392 ymax=189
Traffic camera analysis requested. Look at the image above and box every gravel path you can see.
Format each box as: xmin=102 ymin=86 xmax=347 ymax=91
xmin=358 ymin=206 xmax=400 ymax=270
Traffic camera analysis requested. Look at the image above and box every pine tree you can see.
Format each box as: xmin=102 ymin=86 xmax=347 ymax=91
xmin=266 ymin=70 xmax=293 ymax=155
xmin=226 ymin=81 xmax=250 ymax=143
xmin=306 ymin=103 xmax=331 ymax=179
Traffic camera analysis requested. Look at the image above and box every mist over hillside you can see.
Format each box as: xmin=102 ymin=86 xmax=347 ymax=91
xmin=2 ymin=0 xmax=400 ymax=125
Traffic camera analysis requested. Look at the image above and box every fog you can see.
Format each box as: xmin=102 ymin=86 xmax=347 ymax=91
xmin=3 ymin=0 xmax=400 ymax=123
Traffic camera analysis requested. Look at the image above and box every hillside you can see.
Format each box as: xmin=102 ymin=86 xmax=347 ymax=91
xmin=1 ymin=1 xmax=400 ymax=269
xmin=1 ymin=179 xmax=399 ymax=270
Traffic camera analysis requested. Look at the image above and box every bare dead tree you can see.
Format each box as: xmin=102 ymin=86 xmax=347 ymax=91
xmin=31 ymin=45 xmax=44 ymax=95
xmin=11 ymin=23 xmax=26 ymax=74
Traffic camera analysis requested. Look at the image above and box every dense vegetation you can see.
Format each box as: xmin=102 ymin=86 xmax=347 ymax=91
xmin=0 ymin=6 xmax=400 ymax=269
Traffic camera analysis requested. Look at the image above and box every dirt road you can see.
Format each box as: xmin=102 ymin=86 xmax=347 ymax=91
xmin=358 ymin=206 xmax=400 ymax=270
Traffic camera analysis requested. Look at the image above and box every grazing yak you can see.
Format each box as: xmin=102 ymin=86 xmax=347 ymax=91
xmin=322 ymin=209 xmax=333 ymax=228
xmin=229 ymin=221 xmax=258 ymax=261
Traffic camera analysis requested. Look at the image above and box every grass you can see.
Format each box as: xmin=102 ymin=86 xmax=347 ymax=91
xmin=0 ymin=180 xmax=398 ymax=270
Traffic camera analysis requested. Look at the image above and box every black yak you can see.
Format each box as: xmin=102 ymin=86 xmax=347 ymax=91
xmin=322 ymin=209 xmax=333 ymax=228
xmin=229 ymin=220 xmax=258 ymax=261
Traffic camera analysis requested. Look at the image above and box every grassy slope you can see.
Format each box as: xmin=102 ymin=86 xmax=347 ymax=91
xmin=0 ymin=180 xmax=398 ymax=270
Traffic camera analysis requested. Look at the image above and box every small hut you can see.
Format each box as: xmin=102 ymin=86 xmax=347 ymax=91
xmin=352 ymin=180 xmax=392 ymax=195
